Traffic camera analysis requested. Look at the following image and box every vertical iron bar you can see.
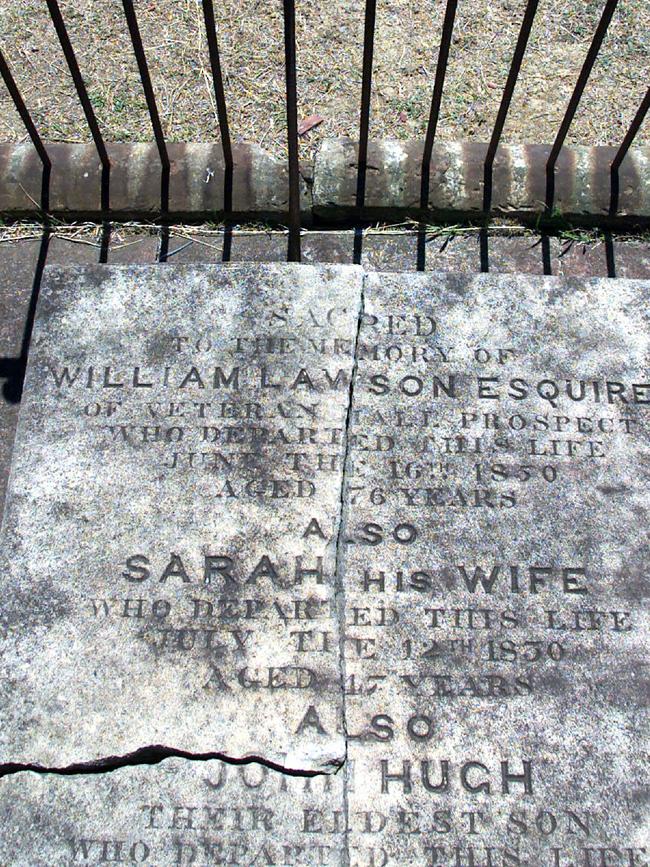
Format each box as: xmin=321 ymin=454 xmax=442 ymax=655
xmin=202 ymin=0 xmax=233 ymax=255
xmin=604 ymin=231 xmax=616 ymax=277
xmin=483 ymin=0 xmax=539 ymax=212
xmin=541 ymin=234 xmax=552 ymax=275
xmin=417 ymin=0 xmax=457 ymax=270
xmin=99 ymin=222 xmax=111 ymax=263
xmin=354 ymin=0 xmax=377 ymax=264
xmin=122 ymin=0 xmax=170 ymax=214
xmin=356 ymin=0 xmax=377 ymax=211
xmin=283 ymin=0 xmax=301 ymax=261
xmin=46 ymin=0 xmax=110 ymax=213
xmin=420 ymin=0 xmax=458 ymax=209
xmin=545 ymin=0 xmax=620 ymax=211
xmin=202 ymin=0 xmax=233 ymax=168
xmin=610 ymin=87 xmax=650 ymax=214
xmin=611 ymin=88 xmax=650 ymax=173
xmin=0 ymin=50 xmax=51 ymax=212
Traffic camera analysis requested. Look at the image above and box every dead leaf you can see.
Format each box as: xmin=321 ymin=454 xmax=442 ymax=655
xmin=298 ymin=114 xmax=324 ymax=136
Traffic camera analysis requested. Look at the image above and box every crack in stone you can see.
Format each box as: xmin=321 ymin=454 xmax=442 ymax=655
xmin=0 ymin=270 xmax=367 ymax=852
xmin=0 ymin=744 xmax=339 ymax=780
xmin=332 ymin=273 xmax=365 ymax=867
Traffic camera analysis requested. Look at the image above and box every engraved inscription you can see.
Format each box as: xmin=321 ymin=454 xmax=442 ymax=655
xmin=342 ymin=273 xmax=649 ymax=865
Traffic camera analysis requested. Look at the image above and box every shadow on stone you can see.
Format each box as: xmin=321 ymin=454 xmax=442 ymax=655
xmin=0 ymin=227 xmax=50 ymax=405
xmin=605 ymin=230 xmax=617 ymax=277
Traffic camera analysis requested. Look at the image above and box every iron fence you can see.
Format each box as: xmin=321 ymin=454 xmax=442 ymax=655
xmin=0 ymin=0 xmax=649 ymax=262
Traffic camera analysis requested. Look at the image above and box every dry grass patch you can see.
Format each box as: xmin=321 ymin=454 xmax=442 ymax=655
xmin=0 ymin=0 xmax=647 ymax=159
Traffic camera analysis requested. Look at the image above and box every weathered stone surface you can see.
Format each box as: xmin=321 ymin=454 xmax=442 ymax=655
xmin=2 ymin=139 xmax=650 ymax=227
xmin=312 ymin=139 xmax=650 ymax=226
xmin=0 ymin=142 xmax=312 ymax=220
xmin=0 ymin=267 xmax=649 ymax=864
xmin=0 ymin=758 xmax=346 ymax=866
xmin=342 ymin=272 xmax=650 ymax=864
xmin=0 ymin=263 xmax=363 ymax=770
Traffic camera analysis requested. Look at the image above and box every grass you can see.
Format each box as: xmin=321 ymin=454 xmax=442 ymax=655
xmin=0 ymin=0 xmax=648 ymax=161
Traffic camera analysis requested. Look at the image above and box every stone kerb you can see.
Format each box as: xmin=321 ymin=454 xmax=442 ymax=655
xmin=0 ymin=139 xmax=648 ymax=228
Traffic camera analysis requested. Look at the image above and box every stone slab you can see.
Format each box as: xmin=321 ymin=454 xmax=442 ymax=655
xmin=0 ymin=758 xmax=346 ymax=866
xmin=3 ymin=139 xmax=650 ymax=229
xmin=0 ymin=143 xmax=312 ymax=221
xmin=312 ymin=139 xmax=650 ymax=228
xmin=341 ymin=271 xmax=650 ymax=864
xmin=0 ymin=267 xmax=649 ymax=865
xmin=0 ymin=263 xmax=364 ymax=770
xmin=0 ymin=235 xmax=102 ymax=511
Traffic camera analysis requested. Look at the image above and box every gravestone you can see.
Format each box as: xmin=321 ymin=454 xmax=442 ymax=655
xmin=0 ymin=758 xmax=346 ymax=866
xmin=0 ymin=266 xmax=648 ymax=865
xmin=342 ymin=272 xmax=649 ymax=866
xmin=0 ymin=263 xmax=361 ymax=770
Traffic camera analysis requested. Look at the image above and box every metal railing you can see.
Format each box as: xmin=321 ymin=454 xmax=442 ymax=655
xmin=1 ymin=0 xmax=649 ymax=261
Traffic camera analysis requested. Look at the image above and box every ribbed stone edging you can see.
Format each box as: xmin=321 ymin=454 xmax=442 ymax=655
xmin=0 ymin=139 xmax=648 ymax=228
xmin=313 ymin=139 xmax=650 ymax=227
xmin=0 ymin=142 xmax=311 ymax=222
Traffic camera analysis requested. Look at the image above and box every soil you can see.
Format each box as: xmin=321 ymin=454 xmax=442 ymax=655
xmin=0 ymin=0 xmax=648 ymax=160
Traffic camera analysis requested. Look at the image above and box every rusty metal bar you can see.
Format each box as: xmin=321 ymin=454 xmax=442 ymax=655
xmin=483 ymin=0 xmax=539 ymax=212
xmin=0 ymin=49 xmax=51 ymax=212
xmin=610 ymin=87 xmax=650 ymax=214
xmin=122 ymin=0 xmax=170 ymax=213
xmin=546 ymin=0 xmax=620 ymax=211
xmin=420 ymin=0 xmax=458 ymax=209
xmin=46 ymin=0 xmax=110 ymax=213
xmin=283 ymin=0 xmax=301 ymax=261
